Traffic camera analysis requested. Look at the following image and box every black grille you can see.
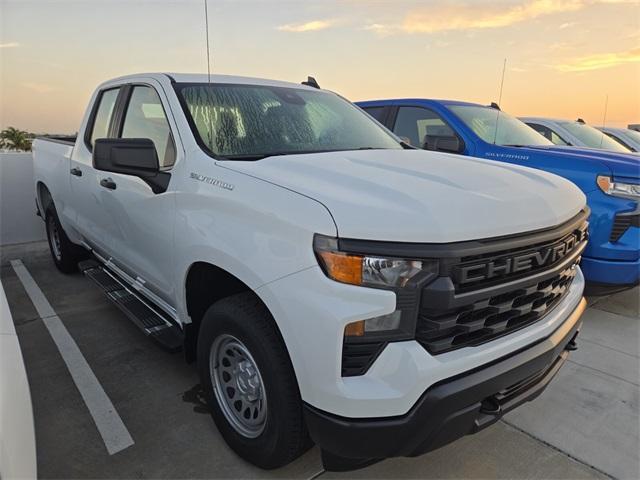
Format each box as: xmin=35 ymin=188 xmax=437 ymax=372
xmin=610 ymin=214 xmax=639 ymax=242
xmin=416 ymin=264 xmax=577 ymax=355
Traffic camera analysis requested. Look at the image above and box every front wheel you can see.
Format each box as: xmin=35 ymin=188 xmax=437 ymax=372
xmin=197 ymin=293 xmax=310 ymax=469
xmin=45 ymin=205 xmax=87 ymax=273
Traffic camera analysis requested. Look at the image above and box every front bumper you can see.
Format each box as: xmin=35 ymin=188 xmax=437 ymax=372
xmin=581 ymin=254 xmax=640 ymax=289
xmin=304 ymin=297 xmax=586 ymax=469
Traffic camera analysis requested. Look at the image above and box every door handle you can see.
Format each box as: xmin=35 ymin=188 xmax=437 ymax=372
xmin=100 ymin=178 xmax=117 ymax=190
xmin=70 ymin=167 xmax=82 ymax=177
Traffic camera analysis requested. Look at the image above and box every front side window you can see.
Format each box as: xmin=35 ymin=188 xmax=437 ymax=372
xmin=450 ymin=105 xmax=553 ymax=147
xmin=527 ymin=123 xmax=570 ymax=145
xmin=121 ymin=86 xmax=176 ymax=168
xmin=175 ymin=83 xmax=401 ymax=159
xmin=89 ymin=88 xmax=120 ymax=147
xmin=560 ymin=121 xmax=632 ymax=153
xmin=393 ymin=106 xmax=456 ymax=148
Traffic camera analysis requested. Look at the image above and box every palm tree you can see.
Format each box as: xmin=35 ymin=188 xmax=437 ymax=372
xmin=0 ymin=127 xmax=33 ymax=151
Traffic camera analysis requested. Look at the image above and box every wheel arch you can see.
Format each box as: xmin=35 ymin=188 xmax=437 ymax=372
xmin=182 ymin=261 xmax=286 ymax=364
xmin=36 ymin=181 xmax=53 ymax=214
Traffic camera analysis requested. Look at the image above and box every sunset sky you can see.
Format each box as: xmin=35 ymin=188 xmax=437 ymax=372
xmin=1 ymin=0 xmax=639 ymax=133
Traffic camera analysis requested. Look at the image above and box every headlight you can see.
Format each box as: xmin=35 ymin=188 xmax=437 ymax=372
xmin=597 ymin=175 xmax=640 ymax=199
xmin=313 ymin=234 xmax=438 ymax=288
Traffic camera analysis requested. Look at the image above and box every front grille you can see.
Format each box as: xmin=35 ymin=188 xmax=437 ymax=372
xmin=610 ymin=214 xmax=639 ymax=242
xmin=416 ymin=264 xmax=577 ymax=355
xmin=339 ymin=210 xmax=588 ymax=376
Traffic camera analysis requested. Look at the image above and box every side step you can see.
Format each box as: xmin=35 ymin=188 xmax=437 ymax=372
xmin=78 ymin=259 xmax=183 ymax=352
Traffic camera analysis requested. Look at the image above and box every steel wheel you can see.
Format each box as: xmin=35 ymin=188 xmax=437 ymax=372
xmin=210 ymin=334 xmax=267 ymax=438
xmin=47 ymin=214 xmax=62 ymax=261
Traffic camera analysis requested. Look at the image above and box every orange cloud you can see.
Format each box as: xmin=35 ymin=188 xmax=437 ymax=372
xmin=402 ymin=0 xmax=584 ymax=33
xmin=277 ymin=20 xmax=334 ymax=32
xmin=557 ymin=48 xmax=640 ymax=71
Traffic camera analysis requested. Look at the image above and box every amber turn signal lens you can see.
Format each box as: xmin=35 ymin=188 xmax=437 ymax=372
xmin=344 ymin=320 xmax=365 ymax=337
xmin=596 ymin=175 xmax=611 ymax=193
xmin=317 ymin=250 xmax=363 ymax=285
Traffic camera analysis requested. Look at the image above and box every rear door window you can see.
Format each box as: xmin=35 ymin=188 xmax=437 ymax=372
xmin=88 ymin=88 xmax=120 ymax=148
xmin=361 ymin=106 xmax=388 ymax=124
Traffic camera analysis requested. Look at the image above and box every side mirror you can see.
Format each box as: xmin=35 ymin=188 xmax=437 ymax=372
xmin=93 ymin=138 xmax=170 ymax=193
xmin=433 ymin=136 xmax=464 ymax=154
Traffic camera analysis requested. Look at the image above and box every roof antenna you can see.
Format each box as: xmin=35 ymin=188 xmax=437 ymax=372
xmin=492 ymin=58 xmax=507 ymax=145
xmin=302 ymin=76 xmax=320 ymax=89
xmin=204 ymin=0 xmax=212 ymax=82
xmin=600 ymin=94 xmax=609 ymax=148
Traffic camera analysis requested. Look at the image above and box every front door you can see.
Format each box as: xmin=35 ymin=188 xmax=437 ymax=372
xmin=92 ymin=81 xmax=179 ymax=305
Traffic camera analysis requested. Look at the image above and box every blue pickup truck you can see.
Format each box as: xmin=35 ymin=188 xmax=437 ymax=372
xmin=357 ymin=99 xmax=640 ymax=292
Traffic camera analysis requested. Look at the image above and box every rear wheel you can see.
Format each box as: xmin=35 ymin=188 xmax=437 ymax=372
xmin=45 ymin=205 xmax=87 ymax=273
xmin=197 ymin=292 xmax=310 ymax=469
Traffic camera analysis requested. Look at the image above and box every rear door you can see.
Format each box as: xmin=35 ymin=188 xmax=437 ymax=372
xmin=69 ymin=86 xmax=122 ymax=250
xmin=92 ymin=80 xmax=180 ymax=306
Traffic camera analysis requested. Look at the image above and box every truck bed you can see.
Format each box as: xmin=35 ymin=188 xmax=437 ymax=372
xmin=36 ymin=135 xmax=77 ymax=146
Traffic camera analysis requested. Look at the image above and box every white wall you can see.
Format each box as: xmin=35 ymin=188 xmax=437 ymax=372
xmin=0 ymin=153 xmax=46 ymax=246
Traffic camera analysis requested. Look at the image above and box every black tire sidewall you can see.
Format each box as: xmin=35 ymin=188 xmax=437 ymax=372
xmin=45 ymin=206 xmax=81 ymax=273
xmin=197 ymin=296 xmax=305 ymax=468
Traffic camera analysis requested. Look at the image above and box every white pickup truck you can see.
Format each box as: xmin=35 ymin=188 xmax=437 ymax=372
xmin=33 ymin=73 xmax=588 ymax=471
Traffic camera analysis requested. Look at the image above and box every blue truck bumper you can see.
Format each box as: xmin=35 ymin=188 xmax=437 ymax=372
xmin=581 ymin=255 xmax=640 ymax=287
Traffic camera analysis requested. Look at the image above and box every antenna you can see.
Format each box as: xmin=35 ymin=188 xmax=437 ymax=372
xmin=204 ymin=0 xmax=212 ymax=82
xmin=492 ymin=58 xmax=507 ymax=145
xmin=600 ymin=94 xmax=609 ymax=148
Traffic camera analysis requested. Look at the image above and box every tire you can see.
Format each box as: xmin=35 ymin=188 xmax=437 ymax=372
xmin=197 ymin=292 xmax=310 ymax=469
xmin=45 ymin=205 xmax=88 ymax=273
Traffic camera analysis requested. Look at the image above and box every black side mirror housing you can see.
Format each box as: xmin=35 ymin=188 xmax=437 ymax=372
xmin=431 ymin=136 xmax=464 ymax=154
xmin=424 ymin=136 xmax=464 ymax=153
xmin=93 ymin=138 xmax=170 ymax=193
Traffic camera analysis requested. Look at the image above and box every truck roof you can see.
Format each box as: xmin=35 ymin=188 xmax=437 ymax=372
xmin=100 ymin=72 xmax=317 ymax=90
xmin=357 ymin=98 xmax=486 ymax=108
xmin=519 ymin=117 xmax=572 ymax=123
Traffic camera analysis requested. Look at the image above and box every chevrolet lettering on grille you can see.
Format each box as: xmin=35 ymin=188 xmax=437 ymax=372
xmin=455 ymin=228 xmax=588 ymax=285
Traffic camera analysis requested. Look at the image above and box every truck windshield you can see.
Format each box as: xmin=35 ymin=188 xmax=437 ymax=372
xmin=449 ymin=105 xmax=553 ymax=147
xmin=561 ymin=122 xmax=632 ymax=153
xmin=175 ymin=83 xmax=402 ymax=159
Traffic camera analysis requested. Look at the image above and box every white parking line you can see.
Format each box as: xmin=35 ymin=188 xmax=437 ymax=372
xmin=10 ymin=259 xmax=134 ymax=455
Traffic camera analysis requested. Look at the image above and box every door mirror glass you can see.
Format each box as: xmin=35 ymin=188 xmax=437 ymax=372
xmin=93 ymin=138 xmax=159 ymax=177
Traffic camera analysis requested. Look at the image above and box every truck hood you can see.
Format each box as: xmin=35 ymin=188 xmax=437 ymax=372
xmin=219 ymin=149 xmax=585 ymax=243
xmin=525 ymin=145 xmax=640 ymax=180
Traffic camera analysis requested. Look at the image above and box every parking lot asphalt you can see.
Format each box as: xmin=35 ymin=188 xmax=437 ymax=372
xmin=1 ymin=241 xmax=638 ymax=479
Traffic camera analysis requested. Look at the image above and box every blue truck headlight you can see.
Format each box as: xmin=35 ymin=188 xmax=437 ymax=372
xmin=597 ymin=175 xmax=640 ymax=200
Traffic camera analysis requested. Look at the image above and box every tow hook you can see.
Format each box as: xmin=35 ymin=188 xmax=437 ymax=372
xmin=565 ymin=331 xmax=579 ymax=351
xmin=480 ymin=397 xmax=502 ymax=415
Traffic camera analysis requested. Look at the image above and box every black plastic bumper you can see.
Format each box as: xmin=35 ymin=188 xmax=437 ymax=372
xmin=304 ymin=297 xmax=587 ymax=471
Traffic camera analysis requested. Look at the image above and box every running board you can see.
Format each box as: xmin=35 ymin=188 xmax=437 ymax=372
xmin=78 ymin=259 xmax=183 ymax=352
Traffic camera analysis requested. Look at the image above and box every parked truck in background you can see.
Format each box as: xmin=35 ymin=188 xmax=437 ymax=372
xmin=598 ymin=126 xmax=640 ymax=153
xmin=33 ymin=74 xmax=588 ymax=471
xmin=520 ymin=116 xmax=637 ymax=155
xmin=357 ymin=99 xmax=640 ymax=293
